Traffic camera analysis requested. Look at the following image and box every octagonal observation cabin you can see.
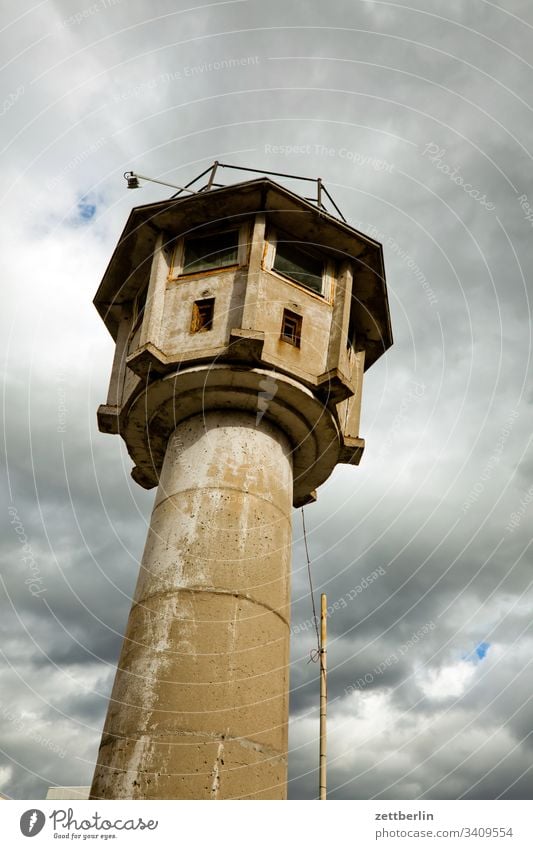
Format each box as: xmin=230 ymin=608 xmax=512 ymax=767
xmin=94 ymin=163 xmax=393 ymax=507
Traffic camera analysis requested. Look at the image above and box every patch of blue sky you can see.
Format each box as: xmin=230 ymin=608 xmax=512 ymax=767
xmin=77 ymin=198 xmax=96 ymax=221
xmin=462 ymin=641 xmax=491 ymax=664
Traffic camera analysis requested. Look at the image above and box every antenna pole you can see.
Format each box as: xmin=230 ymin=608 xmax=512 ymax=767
xmin=319 ymin=593 xmax=327 ymax=800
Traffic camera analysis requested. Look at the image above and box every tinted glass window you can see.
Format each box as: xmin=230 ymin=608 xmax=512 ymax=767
xmin=273 ymin=240 xmax=324 ymax=294
xmin=182 ymin=231 xmax=239 ymax=274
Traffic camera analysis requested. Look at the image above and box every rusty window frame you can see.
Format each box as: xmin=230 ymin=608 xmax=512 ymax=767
xmin=190 ymin=297 xmax=215 ymax=333
xmin=280 ymin=308 xmax=302 ymax=347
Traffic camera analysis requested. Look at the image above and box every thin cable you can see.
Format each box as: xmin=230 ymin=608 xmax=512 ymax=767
xmin=301 ymin=507 xmax=321 ymax=661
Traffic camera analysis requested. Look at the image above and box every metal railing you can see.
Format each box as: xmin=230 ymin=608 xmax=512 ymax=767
xmin=125 ymin=161 xmax=346 ymax=222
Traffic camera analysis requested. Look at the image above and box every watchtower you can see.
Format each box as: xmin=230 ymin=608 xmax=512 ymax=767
xmin=90 ymin=164 xmax=392 ymax=800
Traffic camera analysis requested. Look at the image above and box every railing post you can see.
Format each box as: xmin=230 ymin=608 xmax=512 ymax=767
xmin=206 ymin=161 xmax=219 ymax=190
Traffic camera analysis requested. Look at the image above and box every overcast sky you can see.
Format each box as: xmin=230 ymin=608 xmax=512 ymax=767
xmin=1 ymin=0 xmax=532 ymax=801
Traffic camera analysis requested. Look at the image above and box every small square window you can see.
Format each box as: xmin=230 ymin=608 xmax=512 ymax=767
xmin=182 ymin=230 xmax=239 ymax=275
xmin=280 ymin=309 xmax=302 ymax=347
xmin=191 ymin=298 xmax=215 ymax=333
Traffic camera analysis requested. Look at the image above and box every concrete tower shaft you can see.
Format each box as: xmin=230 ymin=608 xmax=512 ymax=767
xmin=91 ymin=411 xmax=292 ymax=799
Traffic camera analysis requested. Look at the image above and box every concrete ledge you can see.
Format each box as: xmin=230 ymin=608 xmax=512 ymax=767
xmin=228 ymin=328 xmax=265 ymax=361
xmin=338 ymin=436 xmax=365 ymax=465
xmin=126 ymin=343 xmax=168 ymax=378
xmin=121 ymin=365 xmax=341 ymax=506
xmin=294 ymin=489 xmax=317 ymax=508
xmin=97 ymin=404 xmax=121 ymax=434
xmin=316 ymin=367 xmax=354 ymax=405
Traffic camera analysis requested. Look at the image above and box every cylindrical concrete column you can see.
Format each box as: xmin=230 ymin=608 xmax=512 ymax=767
xmin=91 ymin=410 xmax=293 ymax=800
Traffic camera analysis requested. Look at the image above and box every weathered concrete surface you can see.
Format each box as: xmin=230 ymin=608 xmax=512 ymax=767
xmin=122 ymin=364 xmax=341 ymax=506
xmin=90 ymin=411 xmax=292 ymax=800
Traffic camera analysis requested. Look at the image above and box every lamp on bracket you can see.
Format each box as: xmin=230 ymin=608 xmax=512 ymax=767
xmin=123 ymin=170 xmax=197 ymax=194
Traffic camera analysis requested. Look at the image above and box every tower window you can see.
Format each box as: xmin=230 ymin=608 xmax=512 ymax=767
xmin=133 ymin=283 xmax=148 ymax=326
xmin=182 ymin=230 xmax=239 ymax=275
xmin=280 ymin=309 xmax=302 ymax=347
xmin=191 ymin=298 xmax=215 ymax=333
xmin=273 ymin=239 xmax=324 ymax=295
